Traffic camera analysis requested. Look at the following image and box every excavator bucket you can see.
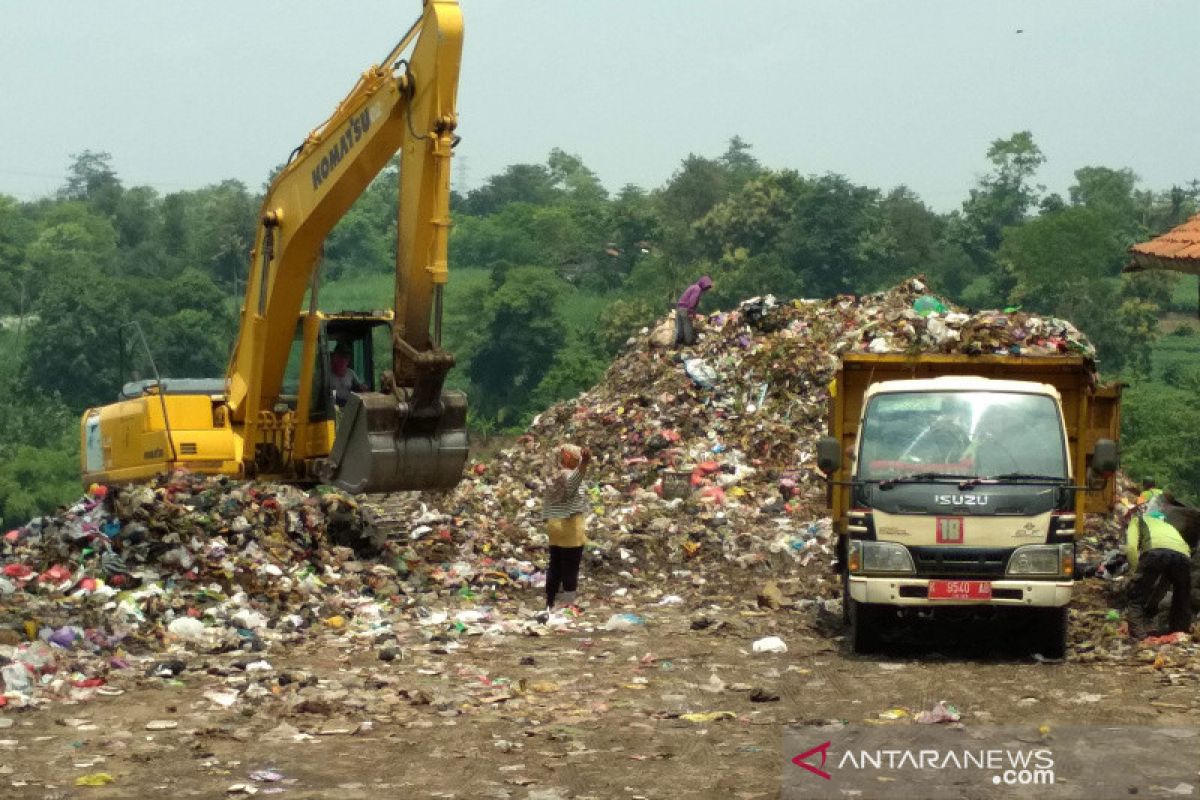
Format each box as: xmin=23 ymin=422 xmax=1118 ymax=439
xmin=319 ymin=390 xmax=468 ymax=493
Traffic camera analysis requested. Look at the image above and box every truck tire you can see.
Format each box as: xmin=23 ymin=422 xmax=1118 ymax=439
xmin=1031 ymin=607 xmax=1068 ymax=660
xmin=849 ymin=599 xmax=883 ymax=654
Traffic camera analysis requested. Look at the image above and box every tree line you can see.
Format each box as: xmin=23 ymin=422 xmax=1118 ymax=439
xmin=1 ymin=133 xmax=1197 ymax=525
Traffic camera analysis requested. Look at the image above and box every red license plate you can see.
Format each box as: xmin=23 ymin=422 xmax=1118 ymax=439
xmin=928 ymin=580 xmax=992 ymax=601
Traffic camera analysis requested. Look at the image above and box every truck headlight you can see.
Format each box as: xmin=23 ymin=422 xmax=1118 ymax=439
xmin=1006 ymin=544 xmax=1073 ymax=576
xmin=850 ymin=540 xmax=915 ymax=574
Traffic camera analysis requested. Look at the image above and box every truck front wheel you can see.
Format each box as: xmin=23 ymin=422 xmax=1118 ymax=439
xmin=1031 ymin=607 xmax=1068 ymax=659
xmin=849 ymin=599 xmax=884 ymax=654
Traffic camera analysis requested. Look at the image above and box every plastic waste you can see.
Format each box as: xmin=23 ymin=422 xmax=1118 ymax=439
xmin=2 ymin=664 xmax=32 ymax=695
xmin=913 ymin=295 xmax=948 ymax=317
xmin=602 ymin=613 xmax=645 ymax=631
xmin=752 ymin=636 xmax=787 ymax=654
xmin=1142 ymin=632 xmax=1189 ymax=646
xmin=683 ymin=358 xmax=719 ymax=389
xmin=167 ymin=617 xmax=206 ymax=641
xmin=250 ymin=770 xmax=285 ymax=782
xmin=915 ymin=701 xmax=961 ymax=724
xmin=680 ymin=711 xmax=736 ymax=723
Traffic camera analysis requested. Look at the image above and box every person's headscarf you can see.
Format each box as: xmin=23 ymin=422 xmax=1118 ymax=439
xmin=544 ymin=444 xmax=582 ymax=499
xmin=558 ymin=444 xmax=582 ymax=470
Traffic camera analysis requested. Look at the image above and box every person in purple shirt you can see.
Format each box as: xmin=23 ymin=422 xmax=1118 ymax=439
xmin=674 ymin=275 xmax=713 ymax=346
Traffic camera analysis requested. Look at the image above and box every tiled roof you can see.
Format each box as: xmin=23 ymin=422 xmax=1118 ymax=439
xmin=1127 ymin=213 xmax=1200 ymax=273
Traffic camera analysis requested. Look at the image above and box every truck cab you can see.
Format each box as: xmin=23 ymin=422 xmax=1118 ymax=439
xmin=818 ymin=354 xmax=1119 ymax=656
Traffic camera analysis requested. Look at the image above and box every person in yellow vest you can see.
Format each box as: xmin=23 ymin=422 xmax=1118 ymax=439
xmin=1124 ymin=489 xmax=1194 ymax=636
xmin=536 ymin=444 xmax=591 ymax=623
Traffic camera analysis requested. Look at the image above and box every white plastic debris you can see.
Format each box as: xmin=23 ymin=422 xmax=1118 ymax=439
xmin=167 ymin=617 xmax=206 ymax=641
xmin=752 ymin=636 xmax=788 ymax=654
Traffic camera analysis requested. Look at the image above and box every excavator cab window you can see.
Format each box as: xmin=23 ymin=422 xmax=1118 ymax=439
xmin=320 ymin=319 xmax=387 ymax=417
xmin=309 ymin=329 xmax=333 ymax=423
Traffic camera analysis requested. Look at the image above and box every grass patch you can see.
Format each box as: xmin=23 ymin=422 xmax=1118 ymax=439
xmin=1148 ymin=325 xmax=1200 ymax=380
xmin=1167 ymin=272 xmax=1199 ymax=314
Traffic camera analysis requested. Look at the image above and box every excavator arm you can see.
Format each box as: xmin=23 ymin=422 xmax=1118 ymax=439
xmin=228 ymin=0 xmax=467 ymax=492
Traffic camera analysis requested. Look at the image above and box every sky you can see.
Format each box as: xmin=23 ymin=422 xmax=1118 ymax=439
xmin=1 ymin=1 xmax=1197 ymax=212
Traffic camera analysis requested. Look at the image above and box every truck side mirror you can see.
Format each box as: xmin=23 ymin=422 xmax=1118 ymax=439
xmin=817 ymin=436 xmax=842 ymax=475
xmin=1092 ymin=439 xmax=1118 ymax=475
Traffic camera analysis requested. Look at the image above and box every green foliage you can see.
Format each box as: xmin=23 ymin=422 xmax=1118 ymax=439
xmin=452 ymin=210 xmax=541 ymax=275
xmin=1159 ymin=360 xmax=1200 ymax=391
xmin=322 ymin=164 xmax=398 ymax=279
xmin=1121 ymin=271 xmax=1177 ymax=310
xmin=1121 ymin=381 xmax=1200 ymax=505
xmin=1069 ymin=166 xmax=1139 ymax=235
xmin=0 ymin=337 xmax=80 ymax=528
xmin=1117 ymin=298 xmax=1160 ymax=377
xmin=0 ymin=195 xmax=38 ymax=314
xmin=459 ymin=163 xmax=561 ymax=216
xmin=528 ymin=338 xmax=607 ymax=417
xmin=999 ymin=206 xmax=1124 ymax=310
xmin=547 ymin=148 xmax=608 ymax=205
xmin=718 ymin=136 xmax=765 ymax=191
xmin=59 ymin=150 xmax=123 ymax=215
xmin=596 ymin=297 xmax=662 ymax=355
xmin=658 ymin=155 xmax=730 ymax=233
xmin=22 ymin=261 xmax=127 ymax=408
xmin=0 ymin=444 xmax=80 ymax=530
xmin=604 ymin=184 xmax=661 ymax=284
xmin=465 ymin=266 xmax=567 ymax=424
xmin=959 ymin=131 xmax=1046 ymax=256
xmin=185 ymin=180 xmax=257 ymax=289
xmin=0 ymin=133 xmax=1197 ymax=522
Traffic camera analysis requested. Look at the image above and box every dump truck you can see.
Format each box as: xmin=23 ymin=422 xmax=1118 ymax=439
xmin=817 ymin=352 xmax=1121 ymax=656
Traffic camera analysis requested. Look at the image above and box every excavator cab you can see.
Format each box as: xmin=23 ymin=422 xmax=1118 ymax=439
xmin=295 ymin=312 xmax=466 ymax=493
xmin=281 ymin=310 xmax=467 ymax=493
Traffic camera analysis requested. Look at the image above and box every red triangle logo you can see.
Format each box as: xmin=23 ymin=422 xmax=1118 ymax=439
xmin=792 ymin=740 xmax=832 ymax=780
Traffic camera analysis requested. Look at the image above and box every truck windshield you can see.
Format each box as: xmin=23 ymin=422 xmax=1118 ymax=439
xmin=858 ymin=391 xmax=1066 ymax=481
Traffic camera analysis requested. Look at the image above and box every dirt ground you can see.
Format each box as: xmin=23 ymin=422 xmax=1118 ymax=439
xmin=2 ymin=568 xmax=1198 ymax=800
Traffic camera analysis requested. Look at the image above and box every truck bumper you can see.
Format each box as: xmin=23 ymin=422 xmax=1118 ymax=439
xmin=848 ymin=576 xmax=1072 ymax=607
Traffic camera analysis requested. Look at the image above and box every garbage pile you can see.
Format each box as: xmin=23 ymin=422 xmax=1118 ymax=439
xmin=8 ymin=275 xmax=1175 ymax=712
xmin=421 ymin=277 xmax=1098 ymax=577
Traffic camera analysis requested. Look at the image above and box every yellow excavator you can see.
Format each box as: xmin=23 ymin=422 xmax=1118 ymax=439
xmin=81 ymin=0 xmax=468 ymax=494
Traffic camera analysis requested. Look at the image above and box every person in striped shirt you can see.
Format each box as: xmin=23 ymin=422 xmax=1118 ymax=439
xmin=537 ymin=444 xmax=592 ymax=621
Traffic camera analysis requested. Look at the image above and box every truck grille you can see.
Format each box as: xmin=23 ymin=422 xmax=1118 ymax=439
xmin=908 ymin=546 xmax=1014 ymax=578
